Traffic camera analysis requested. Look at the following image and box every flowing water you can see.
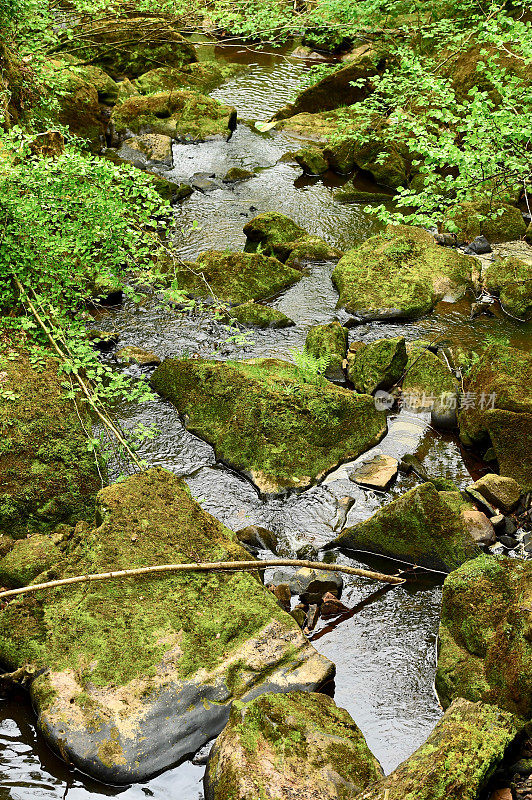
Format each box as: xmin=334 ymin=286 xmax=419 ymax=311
xmin=1 ymin=38 xmax=531 ymax=800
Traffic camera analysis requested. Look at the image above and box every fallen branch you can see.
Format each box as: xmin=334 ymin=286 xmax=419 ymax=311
xmin=0 ymin=664 xmax=37 ymax=688
xmin=0 ymin=559 xmax=405 ymax=602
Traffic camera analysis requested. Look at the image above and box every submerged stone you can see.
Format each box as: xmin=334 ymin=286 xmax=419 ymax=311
xmin=163 ymin=251 xmax=302 ymax=305
xmin=357 ymin=698 xmax=522 ymax=800
xmin=243 ymin=213 xmax=341 ymax=264
xmin=222 ymin=167 xmax=255 ymax=183
xmin=333 ymin=225 xmax=473 ymax=321
xmin=224 ymin=301 xmax=294 ymax=329
xmin=110 ymin=90 xmax=237 ymax=143
xmin=150 ymin=358 xmax=386 ymax=495
xmin=331 ymin=482 xmax=482 ymax=572
xmin=0 ymin=469 xmax=333 ymax=783
xmin=305 ymin=322 xmax=348 ymax=382
xmin=436 ymin=554 xmax=532 ymax=718
xmin=204 ymin=691 xmax=383 ymax=800
xmin=347 ymin=336 xmax=407 ymax=394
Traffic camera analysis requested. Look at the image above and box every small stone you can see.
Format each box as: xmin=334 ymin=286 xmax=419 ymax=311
xmin=469 ymin=474 xmax=522 ymax=513
xmin=484 ymin=447 xmax=497 ymax=462
xmin=290 ymin=567 xmax=343 ymax=604
xmin=29 ymin=130 xmax=65 ymax=159
xmin=463 ymin=235 xmax=492 ymax=255
xmin=290 ymin=606 xmax=307 ymax=628
xmin=124 ymin=133 xmax=173 ymax=166
xmin=116 ymin=347 xmax=161 ymax=366
xmin=304 ymin=603 xmax=320 ymax=631
xmin=320 ymin=591 xmax=350 ymax=618
xmin=461 ymin=508 xmax=496 ymax=545
xmin=190 ymin=173 xmax=220 ymax=192
xmin=351 ymin=454 xmax=399 ymax=490
xmin=491 ymin=514 xmax=506 ymax=529
xmin=465 ymin=486 xmax=498 ymax=517
xmin=222 ymin=167 xmax=254 ymax=183
xmin=294 ymin=146 xmax=328 ymax=175
xmin=271 ymin=583 xmax=291 ymax=613
xmin=499 ymin=534 xmax=518 ymax=549
xmin=235 ymin=525 xmax=278 ymax=553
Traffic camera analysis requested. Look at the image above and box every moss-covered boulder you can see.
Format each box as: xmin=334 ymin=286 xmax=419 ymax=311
xmin=222 ymin=167 xmax=255 ymax=183
xmin=63 ymin=17 xmax=197 ymax=79
xmin=163 ymin=251 xmax=302 ymax=305
xmin=110 ymin=90 xmax=237 ymax=143
xmin=119 ymin=133 xmax=173 ymax=166
xmin=0 ymin=534 xmax=63 ymax=588
xmin=273 ymin=46 xmax=384 ymax=120
xmin=334 ymin=185 xmax=393 ymax=203
xmin=150 ymin=358 xmax=386 ymax=495
xmin=331 ymin=483 xmax=482 ymax=572
xmin=436 ymin=554 xmax=532 ymax=718
xmin=0 ymin=338 xmax=103 ymax=539
xmin=347 ymin=336 xmax=407 ymax=394
xmin=356 ymin=698 xmax=522 ymax=800
xmin=243 ymin=213 xmax=341 ymax=265
xmin=402 ymin=343 xmax=457 ymax=410
xmin=294 ymin=146 xmax=329 ymax=175
xmin=134 ymin=61 xmax=243 ymax=95
xmin=0 ymin=468 xmax=333 ymax=783
xmin=332 ymin=225 xmax=473 ymax=321
xmin=204 ymin=691 xmax=383 ymax=800
xmin=305 ymin=322 xmax=348 ymax=382
xmin=484 ymin=257 xmax=532 ymax=321
xmin=444 ymin=200 xmax=526 ymax=244
xmin=457 ymin=343 xmax=532 ymax=489
xmin=225 ymin=301 xmax=294 ymax=329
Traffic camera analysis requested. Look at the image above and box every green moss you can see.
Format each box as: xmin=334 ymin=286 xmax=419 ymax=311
xmin=224 ymin=301 xmax=294 ymax=329
xmin=0 ymin=535 xmax=63 ymax=588
xmin=0 ymin=337 xmax=103 ymax=539
xmin=0 ymin=468 xmax=293 ymax=688
xmin=333 ymin=482 xmax=479 ymax=571
xmin=402 ymin=343 xmax=457 ymax=407
xmin=243 ymin=212 xmax=340 ymax=265
xmin=358 ymin=698 xmax=522 ymax=800
xmin=305 ymin=322 xmax=348 ymax=377
xmin=150 ymin=358 xmax=386 ymax=494
xmin=484 ymin=257 xmax=532 ymax=320
xmin=347 ymin=336 xmax=407 ymax=394
xmin=111 ymin=90 xmax=237 ymax=143
xmin=485 ymin=409 xmax=532 ymax=491
xmin=162 ymin=251 xmax=302 ymax=305
xmin=43 ymin=58 xmax=105 ymax=152
xmin=332 ymin=225 xmax=472 ymax=320
xmin=294 ymin=146 xmax=328 ymax=175
xmin=444 ymin=199 xmax=527 ymax=243
xmin=436 ymin=554 xmax=532 ymax=718
xmin=134 ymin=61 xmax=243 ymax=95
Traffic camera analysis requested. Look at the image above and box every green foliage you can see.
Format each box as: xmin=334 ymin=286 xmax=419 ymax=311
xmin=290 ymin=347 xmax=331 ymax=384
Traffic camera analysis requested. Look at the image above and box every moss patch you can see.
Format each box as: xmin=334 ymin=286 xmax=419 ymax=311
xmin=444 ymin=199 xmax=526 ymax=243
xmin=305 ymin=322 xmax=348 ymax=380
xmin=243 ymin=212 xmax=340 ymax=264
xmin=150 ymin=358 xmax=386 ymax=494
xmin=332 ymin=225 xmax=472 ymax=320
xmin=484 ymin=257 xmax=532 ymax=321
xmin=134 ymin=61 xmax=243 ymax=95
xmin=224 ymin=301 xmax=294 ymax=329
xmin=402 ymin=343 xmax=457 ymax=408
xmin=347 ymin=336 xmax=407 ymax=394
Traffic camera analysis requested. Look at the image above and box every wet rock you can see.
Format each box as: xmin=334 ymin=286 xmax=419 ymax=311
xmin=334 ymin=184 xmax=393 ymax=203
xmin=436 ymin=554 xmax=532 ymax=717
xmin=0 ymin=535 xmax=63 ymax=588
xmin=0 ymin=469 xmax=334 ymax=784
xmin=224 ymin=301 xmax=294 ymax=329
xmin=204 ymin=691 xmax=383 ymax=800
xmin=110 ymin=91 xmax=237 ymax=144
xmin=320 ymin=592 xmax=350 ymax=618
xmin=243 ymin=212 xmax=341 ymax=265
xmin=465 ymin=487 xmax=498 ymax=517
xmin=290 ymin=567 xmax=343 ymax=604
xmin=470 ymin=300 xmax=496 ymax=318
xmin=304 ymin=603 xmax=320 ymax=631
xmin=0 ymin=338 xmax=103 ymax=538
xmin=222 ymin=167 xmax=255 ymax=183
xmin=160 ymin=251 xmax=302 ymax=305
xmin=62 ymin=17 xmax=197 ymax=79
xmin=499 ymin=534 xmax=518 ymax=549
xmin=331 ymin=483 xmax=482 ymax=572
xmin=347 ymin=336 xmax=407 ymax=394
xmin=86 ymin=328 xmax=119 ymax=351
xmin=402 ymin=343 xmax=458 ymax=412
xmin=190 ymin=173 xmax=220 ymax=192
xmin=273 ymin=45 xmax=384 ymax=120
xmin=468 ymin=474 xmax=522 ymax=513
xmin=28 ymin=130 xmax=65 ymax=159
xmin=461 ymin=508 xmax=496 ymax=545
xmin=135 ymin=61 xmax=242 ymax=95
xmin=152 ymin=358 xmax=386 ymax=496
xmin=116 ymin=346 xmax=161 ymax=367
xmin=463 ymin=235 xmax=492 ymax=255
xmin=333 ymin=225 xmax=473 ymax=321
xmin=294 ymin=146 xmax=328 ymax=175
xmin=235 ymin=525 xmax=278 ymax=553
xmin=484 ymin=256 xmax=532 ymax=321
xmin=285 ymin=237 xmax=343 ymax=270
xmin=457 ymin=343 xmax=532 ymax=490
xmin=305 ymin=322 xmax=348 ymax=382
xmin=432 ymin=391 xmax=459 ymax=430
xmin=444 ymin=200 xmax=527 ymax=244
xmin=271 ymin=583 xmax=291 ymax=613
xmin=290 ymin=606 xmax=307 ymax=628
xmin=120 ymin=134 xmax=173 ymax=166
xmin=357 ymin=698 xmax=522 ymax=800
xmin=350 ymin=454 xmax=399 ymax=491
xmin=146 ymin=173 xmax=192 ymax=203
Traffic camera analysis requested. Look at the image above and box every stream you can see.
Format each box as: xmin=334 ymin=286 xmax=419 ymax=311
xmin=1 ymin=38 xmax=531 ymax=800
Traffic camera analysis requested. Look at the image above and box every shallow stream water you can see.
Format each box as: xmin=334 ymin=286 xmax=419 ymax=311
xmin=1 ymin=38 xmax=531 ymax=799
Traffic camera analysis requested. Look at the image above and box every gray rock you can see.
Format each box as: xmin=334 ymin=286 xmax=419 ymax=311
xmin=431 ymin=391 xmax=458 ymax=430
xmin=235 ymin=525 xmax=278 ymax=553
xmin=350 ymin=454 xmax=398 ymax=490
xmin=191 ymin=173 xmax=220 ymax=192
xmin=463 ymin=235 xmax=492 ymax=255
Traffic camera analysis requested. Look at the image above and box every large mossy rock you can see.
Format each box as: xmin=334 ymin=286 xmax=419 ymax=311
xmin=204 ymin=691 xmax=383 ymax=800
xmin=0 ymin=339 xmax=103 ymax=539
xmin=402 ymin=343 xmax=457 ymax=409
xmin=457 ymin=343 xmax=532 ymax=489
xmin=347 ymin=336 xmax=407 ymax=394
xmin=110 ymin=90 xmax=237 ymax=143
xmin=225 ymin=301 xmax=294 ymax=329
xmin=356 ymin=698 xmax=522 ymax=800
xmin=150 ymin=358 xmax=386 ymax=495
xmin=305 ymin=322 xmax=348 ymax=382
xmin=243 ymin=213 xmax=341 ymax=265
xmin=134 ymin=61 xmax=243 ymax=95
xmin=63 ymin=17 xmax=197 ymax=79
xmin=484 ymin=257 xmax=532 ymax=321
xmin=164 ymin=251 xmax=302 ymax=305
xmin=0 ymin=469 xmax=333 ymax=783
xmin=436 ymin=554 xmax=532 ymax=718
xmin=444 ymin=199 xmax=526 ymax=243
xmin=332 ymin=225 xmax=473 ymax=321
xmin=331 ymin=482 xmax=481 ymax=572
xmin=274 ymin=46 xmax=384 ymax=120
